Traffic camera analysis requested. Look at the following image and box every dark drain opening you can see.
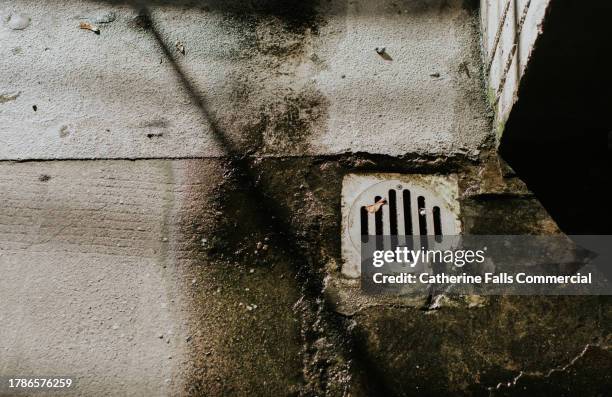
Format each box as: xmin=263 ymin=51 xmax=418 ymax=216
xmin=374 ymin=195 xmax=383 ymax=236
xmin=417 ymin=196 xmax=427 ymax=235
xmin=433 ymin=206 xmax=442 ymax=241
xmin=403 ymin=189 xmax=413 ymax=235
xmin=360 ymin=206 xmax=368 ymax=241
xmin=388 ymin=190 xmax=398 ymax=235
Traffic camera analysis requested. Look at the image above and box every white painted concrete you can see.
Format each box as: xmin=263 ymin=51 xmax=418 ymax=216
xmin=480 ymin=0 xmax=550 ymax=134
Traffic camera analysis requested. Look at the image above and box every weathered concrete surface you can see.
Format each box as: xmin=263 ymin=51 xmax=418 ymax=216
xmin=1 ymin=1 xmax=610 ymax=396
xmin=0 ymin=154 xmax=610 ymax=396
xmin=322 ymin=155 xmax=612 ymax=396
xmin=0 ymin=0 xmax=489 ymax=160
xmin=0 ymin=160 xmax=307 ymax=396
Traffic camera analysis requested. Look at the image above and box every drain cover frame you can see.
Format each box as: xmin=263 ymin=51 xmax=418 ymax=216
xmin=341 ymin=173 xmax=461 ymax=278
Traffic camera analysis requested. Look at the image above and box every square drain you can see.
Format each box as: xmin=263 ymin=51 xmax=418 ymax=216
xmin=341 ymin=173 xmax=461 ymax=278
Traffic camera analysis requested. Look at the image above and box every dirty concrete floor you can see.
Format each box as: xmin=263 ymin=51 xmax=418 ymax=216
xmin=1 ymin=157 xmax=610 ymax=396
xmin=1 ymin=0 xmax=611 ymax=396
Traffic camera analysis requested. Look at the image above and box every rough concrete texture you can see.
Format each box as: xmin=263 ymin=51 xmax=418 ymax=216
xmin=0 ymin=161 xmax=199 ymax=396
xmin=1 ymin=154 xmax=611 ymax=395
xmin=1 ymin=0 xmax=610 ymax=396
xmin=0 ymin=159 xmax=308 ymax=396
xmin=1 ymin=0 xmax=489 ymax=159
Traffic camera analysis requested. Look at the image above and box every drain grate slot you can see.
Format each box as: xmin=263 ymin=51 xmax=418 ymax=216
xmin=360 ymin=206 xmax=368 ymax=238
xmin=342 ymin=173 xmax=461 ymax=278
xmin=374 ymin=195 xmax=383 ymax=235
xmin=417 ymin=196 xmax=427 ymax=235
xmin=402 ymin=189 xmax=413 ymax=236
xmin=388 ymin=190 xmax=398 ymax=235
xmin=433 ymin=206 xmax=442 ymax=237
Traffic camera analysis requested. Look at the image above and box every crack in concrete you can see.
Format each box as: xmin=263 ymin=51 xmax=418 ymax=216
xmin=488 ymin=343 xmax=609 ymax=394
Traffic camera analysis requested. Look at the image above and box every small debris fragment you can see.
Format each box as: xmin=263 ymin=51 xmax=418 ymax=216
xmin=79 ymin=21 xmax=100 ymax=34
xmin=459 ymin=61 xmax=471 ymax=78
xmin=175 ymin=41 xmax=185 ymax=55
xmin=112 ymin=324 xmax=119 ymax=330
xmin=249 ymin=268 xmax=255 ymax=274
xmin=256 ymin=242 xmax=263 ymax=250
xmin=32 ymin=105 xmax=37 ymax=111
xmin=38 ymin=174 xmax=51 ymax=182
xmin=158 ymin=333 xmax=164 ymax=339
xmin=429 ymin=72 xmax=440 ymax=78
xmin=146 ymin=132 xmax=163 ymax=138
xmin=8 ymin=13 xmax=30 ymax=30
xmin=191 ymin=278 xmax=196 ymax=284
xmin=0 ymin=92 xmax=20 ymax=104
xmin=419 ymin=209 xmax=427 ymax=216
xmin=59 ymin=125 xmax=72 ymax=138
xmin=353 ymin=158 xmax=376 ymax=168
xmin=91 ymin=11 xmax=116 ymax=24
xmin=374 ymin=47 xmax=393 ymax=61
xmin=262 ymin=244 xmax=268 ymax=251
xmin=365 ymin=198 xmax=387 ymax=213
xmin=185 ymin=335 xmax=192 ymax=342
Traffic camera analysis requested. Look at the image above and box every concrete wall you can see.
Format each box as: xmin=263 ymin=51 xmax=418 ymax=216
xmin=480 ymin=0 xmax=551 ymax=139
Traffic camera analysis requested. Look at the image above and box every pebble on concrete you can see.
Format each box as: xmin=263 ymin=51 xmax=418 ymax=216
xmin=7 ymin=13 xmax=30 ymax=30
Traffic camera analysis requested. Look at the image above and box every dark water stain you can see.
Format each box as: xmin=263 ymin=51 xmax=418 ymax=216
xmin=222 ymin=78 xmax=329 ymax=155
xmin=59 ymin=125 xmax=71 ymax=138
xmin=179 ymin=153 xmax=471 ymax=395
xmin=175 ymin=148 xmax=611 ymax=395
xmin=205 ymin=0 xmax=323 ymax=34
xmin=258 ymin=86 xmax=329 ymax=154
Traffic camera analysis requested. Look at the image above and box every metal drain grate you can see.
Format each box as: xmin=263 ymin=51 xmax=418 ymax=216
xmin=341 ymin=173 xmax=461 ymax=278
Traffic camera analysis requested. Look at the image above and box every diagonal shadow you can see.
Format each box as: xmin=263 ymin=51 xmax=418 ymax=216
xmin=136 ymin=6 xmax=394 ymax=396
